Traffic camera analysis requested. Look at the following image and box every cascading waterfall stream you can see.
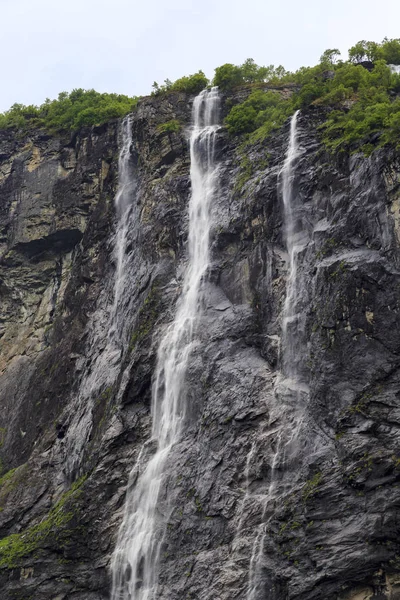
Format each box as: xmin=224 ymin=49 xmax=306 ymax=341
xmin=111 ymin=87 xmax=220 ymax=600
xmin=280 ymin=109 xmax=308 ymax=384
xmin=62 ymin=115 xmax=136 ymax=477
xmin=111 ymin=115 xmax=136 ymax=330
xmin=246 ymin=111 xmax=306 ymax=600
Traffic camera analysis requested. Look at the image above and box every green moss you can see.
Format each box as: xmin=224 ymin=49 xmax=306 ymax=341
xmin=0 ymin=428 xmax=6 ymax=449
xmin=92 ymin=385 xmax=116 ymax=440
xmin=233 ymin=147 xmax=270 ymax=195
xmin=348 ymin=391 xmax=373 ymax=415
xmin=194 ymin=497 xmax=203 ymax=513
xmin=0 ymin=468 xmax=18 ymax=488
xmin=0 ymin=464 xmax=29 ymax=506
xmin=315 ymin=237 xmax=339 ymax=259
xmin=234 ymin=153 xmax=253 ymax=193
xmin=302 ymin=472 xmax=322 ymax=502
xmin=329 ymin=261 xmax=347 ymax=279
xmin=95 ymin=386 xmax=113 ymax=406
xmin=306 ymin=520 xmax=314 ymax=528
xmin=129 ymin=283 xmax=161 ymax=352
xmin=279 ymin=522 xmax=288 ymax=533
xmin=0 ymin=475 xmax=87 ymax=568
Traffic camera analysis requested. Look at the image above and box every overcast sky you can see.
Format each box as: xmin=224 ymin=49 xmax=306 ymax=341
xmin=1 ymin=0 xmax=399 ymax=111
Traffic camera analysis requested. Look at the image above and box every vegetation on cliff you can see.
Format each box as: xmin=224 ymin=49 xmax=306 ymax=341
xmin=0 ymin=89 xmax=138 ymax=134
xmin=223 ymin=38 xmax=400 ymax=154
xmin=152 ymin=70 xmax=208 ymax=95
xmin=0 ymin=475 xmax=87 ymax=568
xmin=1 ymin=38 xmax=400 ymax=154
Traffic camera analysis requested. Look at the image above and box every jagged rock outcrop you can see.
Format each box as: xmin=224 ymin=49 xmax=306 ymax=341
xmin=0 ymin=90 xmax=399 ymax=600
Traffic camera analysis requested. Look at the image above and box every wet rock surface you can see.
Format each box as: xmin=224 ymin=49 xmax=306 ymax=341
xmin=0 ymin=94 xmax=399 ymax=600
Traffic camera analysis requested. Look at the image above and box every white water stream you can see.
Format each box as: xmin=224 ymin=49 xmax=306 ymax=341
xmin=111 ymin=88 xmax=220 ymax=600
xmin=62 ymin=116 xmax=136 ymax=477
xmin=246 ymin=111 xmax=306 ymax=599
xmin=111 ymin=115 xmax=136 ymax=329
xmin=280 ymin=109 xmax=308 ymax=383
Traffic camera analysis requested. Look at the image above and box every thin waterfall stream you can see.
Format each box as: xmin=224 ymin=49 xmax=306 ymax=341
xmin=62 ymin=115 xmax=136 ymax=477
xmin=246 ymin=111 xmax=306 ymax=600
xmin=280 ymin=109 xmax=308 ymax=385
xmin=111 ymin=88 xmax=220 ymax=600
xmin=111 ymin=115 xmax=136 ymax=334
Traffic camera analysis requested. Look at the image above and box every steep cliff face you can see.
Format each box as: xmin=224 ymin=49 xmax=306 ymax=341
xmin=0 ymin=90 xmax=399 ymax=600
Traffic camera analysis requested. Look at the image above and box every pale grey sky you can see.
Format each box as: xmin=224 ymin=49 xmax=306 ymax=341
xmin=1 ymin=0 xmax=399 ymax=111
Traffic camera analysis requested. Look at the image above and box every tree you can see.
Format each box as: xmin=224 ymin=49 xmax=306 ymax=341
xmin=241 ymin=58 xmax=260 ymax=83
xmin=381 ymin=38 xmax=400 ymax=65
xmin=157 ymin=119 xmax=181 ymax=134
xmin=170 ymin=71 xmax=209 ymax=94
xmin=349 ymin=40 xmax=369 ymax=63
xmin=213 ymin=63 xmax=243 ymax=90
xmin=320 ymin=48 xmax=341 ymax=66
xmin=349 ymin=40 xmax=380 ymax=63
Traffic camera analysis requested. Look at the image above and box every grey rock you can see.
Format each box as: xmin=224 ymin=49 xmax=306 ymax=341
xmin=0 ymin=97 xmax=399 ymax=600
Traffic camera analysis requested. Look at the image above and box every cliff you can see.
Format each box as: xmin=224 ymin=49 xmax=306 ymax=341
xmin=0 ymin=88 xmax=399 ymax=600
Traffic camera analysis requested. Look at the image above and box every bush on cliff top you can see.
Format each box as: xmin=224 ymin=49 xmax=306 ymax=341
xmin=2 ymin=36 xmax=400 ymax=154
xmin=152 ymin=71 xmax=208 ymax=95
xmin=0 ymin=89 xmax=138 ymax=134
xmin=213 ymin=60 xmax=289 ymax=91
xmin=223 ymin=38 xmax=400 ymax=154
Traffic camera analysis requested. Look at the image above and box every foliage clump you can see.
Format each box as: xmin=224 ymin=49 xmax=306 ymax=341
xmin=152 ymin=71 xmax=208 ymax=96
xmin=225 ymin=89 xmax=292 ymax=137
xmin=223 ymin=38 xmax=400 ymax=155
xmin=157 ymin=119 xmax=181 ymax=134
xmin=348 ymin=37 xmax=400 ymax=64
xmin=0 ymin=89 xmax=138 ymax=134
xmin=2 ymin=36 xmax=400 ymax=157
xmin=213 ymin=59 xmax=288 ymax=91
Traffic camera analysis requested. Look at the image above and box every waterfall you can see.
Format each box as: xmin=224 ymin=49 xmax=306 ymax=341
xmin=280 ymin=109 xmax=307 ymax=383
xmin=111 ymin=115 xmax=136 ymax=330
xmin=111 ymin=87 xmax=220 ymax=600
xmin=246 ymin=111 xmax=306 ymax=600
xmin=61 ymin=115 xmax=136 ymax=478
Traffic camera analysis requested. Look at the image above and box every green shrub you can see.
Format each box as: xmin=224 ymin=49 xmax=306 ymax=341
xmin=170 ymin=71 xmax=208 ymax=94
xmin=381 ymin=37 xmax=400 ymax=64
xmin=319 ymin=48 xmax=341 ymax=67
xmin=157 ymin=119 xmax=181 ymax=134
xmin=3 ymin=37 xmax=400 ymax=157
xmin=224 ymin=43 xmax=400 ymax=154
xmin=213 ymin=63 xmax=243 ymax=91
xmin=0 ymin=90 xmax=138 ymax=134
xmin=225 ymin=90 xmax=285 ymax=135
xmin=152 ymin=71 xmax=209 ymax=96
xmin=213 ymin=60 xmax=289 ymax=90
xmin=348 ymin=37 xmax=400 ymax=64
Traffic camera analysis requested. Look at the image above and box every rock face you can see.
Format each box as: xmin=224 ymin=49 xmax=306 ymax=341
xmin=0 ymin=91 xmax=399 ymax=600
